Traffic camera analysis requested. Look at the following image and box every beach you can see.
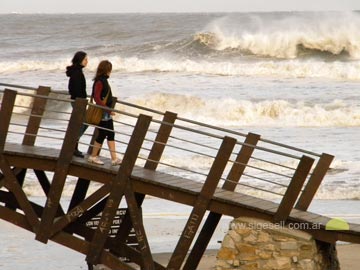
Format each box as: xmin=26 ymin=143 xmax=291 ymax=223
xmin=1 ymin=198 xmax=360 ymax=269
xmin=1 ymin=216 xmax=360 ymax=270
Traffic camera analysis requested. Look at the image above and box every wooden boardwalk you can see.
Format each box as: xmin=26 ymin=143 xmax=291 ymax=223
xmin=1 ymin=84 xmax=360 ymax=270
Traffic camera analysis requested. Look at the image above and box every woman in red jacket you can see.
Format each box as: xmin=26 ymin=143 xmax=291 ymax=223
xmin=87 ymin=60 xmax=121 ymax=166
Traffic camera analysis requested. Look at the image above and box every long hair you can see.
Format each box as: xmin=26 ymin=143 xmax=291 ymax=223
xmin=94 ymin=60 xmax=112 ymax=80
xmin=71 ymin=51 xmax=87 ymax=66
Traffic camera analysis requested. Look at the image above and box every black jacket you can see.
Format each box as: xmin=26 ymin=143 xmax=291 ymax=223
xmin=66 ymin=64 xmax=87 ymax=100
xmin=92 ymin=75 xmax=113 ymax=107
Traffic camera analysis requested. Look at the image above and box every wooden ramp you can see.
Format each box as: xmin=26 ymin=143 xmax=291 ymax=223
xmin=1 ymin=84 xmax=359 ymax=270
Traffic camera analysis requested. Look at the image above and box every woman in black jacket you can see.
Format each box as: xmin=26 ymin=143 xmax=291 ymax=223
xmin=66 ymin=51 xmax=88 ymax=157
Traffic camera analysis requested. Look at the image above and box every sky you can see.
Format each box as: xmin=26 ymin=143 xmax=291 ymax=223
xmin=1 ymin=0 xmax=360 ymax=13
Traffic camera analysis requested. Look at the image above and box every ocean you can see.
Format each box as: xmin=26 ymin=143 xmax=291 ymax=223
xmin=0 ymin=12 xmax=360 ymax=269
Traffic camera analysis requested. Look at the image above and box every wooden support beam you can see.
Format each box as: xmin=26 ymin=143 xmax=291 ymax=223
xmin=113 ymin=111 xmax=177 ymax=245
xmin=76 ymin=197 xmax=108 ymax=227
xmin=22 ymin=86 xmax=50 ymax=146
xmin=0 ymin=89 xmax=39 ymax=229
xmin=52 ymin=184 xmax=111 ymax=235
xmin=0 ymin=167 xmax=25 ymax=189
xmin=183 ymin=132 xmax=260 ymax=270
xmin=273 ymin=155 xmax=314 ymax=223
xmin=167 ymin=136 xmax=237 ymax=270
xmin=86 ymin=114 xmax=153 ymax=268
xmin=295 ymin=153 xmax=334 ymax=211
xmin=67 ymin=178 xmax=90 ymax=211
xmin=0 ymin=89 xmax=17 ymax=151
xmin=0 ymin=167 xmax=25 ymax=187
xmin=0 ymin=156 xmax=39 ymax=229
xmin=36 ymin=98 xmax=88 ymax=243
xmin=34 ymin=169 xmax=54 ymax=196
xmin=5 ymin=168 xmax=27 ymax=210
xmin=106 ymin=240 xmax=166 ymax=270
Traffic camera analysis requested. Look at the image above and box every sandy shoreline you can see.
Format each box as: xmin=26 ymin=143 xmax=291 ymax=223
xmin=150 ymin=244 xmax=360 ymax=269
xmin=2 ymin=210 xmax=360 ymax=270
xmin=0 ymin=219 xmax=359 ymax=269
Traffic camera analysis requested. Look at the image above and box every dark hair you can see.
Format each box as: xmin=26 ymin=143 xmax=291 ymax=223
xmin=71 ymin=51 xmax=87 ymax=66
xmin=94 ymin=60 xmax=112 ymax=80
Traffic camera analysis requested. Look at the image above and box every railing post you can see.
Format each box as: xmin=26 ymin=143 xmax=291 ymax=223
xmin=0 ymin=89 xmax=39 ymax=229
xmin=167 ymin=136 xmax=237 ymax=270
xmin=183 ymin=132 xmax=260 ymax=270
xmin=35 ymin=98 xmax=88 ymax=243
xmin=295 ymin=153 xmax=334 ymax=211
xmin=274 ymin=155 xmax=314 ymax=223
xmin=112 ymin=111 xmax=177 ymax=249
xmin=0 ymin=89 xmax=17 ymax=152
xmin=0 ymin=89 xmax=17 ymax=188
xmin=86 ymin=114 xmax=154 ymax=269
xmin=22 ymin=86 xmax=50 ymax=146
xmin=145 ymin=111 xmax=177 ymax=170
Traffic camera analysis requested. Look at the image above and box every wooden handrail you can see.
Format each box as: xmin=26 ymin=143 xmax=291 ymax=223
xmin=274 ymin=155 xmax=315 ymax=223
xmin=295 ymin=153 xmax=334 ymax=211
xmin=0 ymin=89 xmax=17 ymax=151
xmin=86 ymin=114 xmax=153 ymax=267
xmin=167 ymin=136 xmax=237 ymax=270
xmin=183 ymin=132 xmax=261 ymax=270
xmin=22 ymin=86 xmax=51 ymax=146
xmin=35 ymin=98 xmax=88 ymax=244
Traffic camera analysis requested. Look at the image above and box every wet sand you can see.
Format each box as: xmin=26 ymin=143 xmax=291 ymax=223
xmin=150 ymin=244 xmax=360 ymax=270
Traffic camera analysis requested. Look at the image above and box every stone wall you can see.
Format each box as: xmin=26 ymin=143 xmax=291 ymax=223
xmin=216 ymin=217 xmax=339 ymax=270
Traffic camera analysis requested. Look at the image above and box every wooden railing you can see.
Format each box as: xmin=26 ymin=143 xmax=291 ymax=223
xmin=0 ymin=83 xmax=334 ymax=214
xmin=0 ymin=82 xmax=339 ymax=270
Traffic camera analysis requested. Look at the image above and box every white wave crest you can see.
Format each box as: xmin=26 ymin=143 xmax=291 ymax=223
xmin=127 ymin=93 xmax=360 ymax=127
xmin=2 ymin=56 xmax=360 ymax=81
xmin=119 ymin=56 xmax=360 ymax=80
xmin=202 ymin=12 xmax=360 ymax=59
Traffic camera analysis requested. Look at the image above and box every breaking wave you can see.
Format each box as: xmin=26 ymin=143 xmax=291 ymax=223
xmin=126 ymin=92 xmax=360 ymax=127
xmin=196 ymin=11 xmax=360 ymax=59
xmin=1 ymin=56 xmax=360 ymax=81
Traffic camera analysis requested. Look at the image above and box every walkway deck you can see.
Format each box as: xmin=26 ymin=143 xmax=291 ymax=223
xmin=1 ymin=83 xmax=359 ymax=270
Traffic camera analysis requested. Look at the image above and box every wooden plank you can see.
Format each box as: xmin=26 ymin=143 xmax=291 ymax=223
xmin=167 ymin=136 xmax=236 ymax=270
xmin=36 ymin=98 xmax=88 ymax=243
xmin=274 ymin=155 xmax=314 ymax=223
xmin=4 ymin=143 xmax=60 ymax=159
xmin=0 ymin=89 xmax=17 ymax=151
xmin=86 ymin=114 xmax=153 ymax=268
xmin=176 ymin=181 xmax=203 ymax=192
xmin=22 ymin=86 xmax=50 ymax=146
xmin=295 ymin=153 xmax=334 ymax=211
xmin=215 ymin=191 xmax=260 ymax=205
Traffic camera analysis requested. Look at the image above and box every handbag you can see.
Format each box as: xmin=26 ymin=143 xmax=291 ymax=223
xmin=85 ymin=90 xmax=110 ymax=125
